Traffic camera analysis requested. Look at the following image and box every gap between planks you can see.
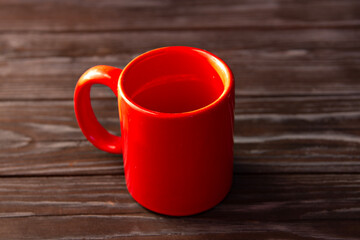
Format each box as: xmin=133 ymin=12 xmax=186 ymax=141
xmin=0 ymin=22 xmax=359 ymax=34
xmin=0 ymin=172 xmax=359 ymax=179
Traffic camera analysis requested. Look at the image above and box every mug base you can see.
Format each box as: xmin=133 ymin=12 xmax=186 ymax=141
xmin=128 ymin=183 xmax=232 ymax=217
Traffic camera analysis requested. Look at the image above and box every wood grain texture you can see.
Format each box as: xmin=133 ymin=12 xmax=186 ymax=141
xmin=1 ymin=95 xmax=360 ymax=175
xmin=1 ymin=50 xmax=360 ymax=99
xmin=0 ymin=0 xmax=359 ymax=32
xmin=2 ymin=216 xmax=359 ymax=240
xmin=0 ymin=174 xmax=359 ymax=239
xmin=1 ymin=29 xmax=359 ymax=58
xmin=0 ymin=28 xmax=359 ymax=99
xmin=1 ymin=0 xmax=360 ymax=238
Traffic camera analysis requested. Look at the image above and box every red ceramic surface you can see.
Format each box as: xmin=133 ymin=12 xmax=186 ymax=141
xmin=74 ymin=46 xmax=234 ymax=216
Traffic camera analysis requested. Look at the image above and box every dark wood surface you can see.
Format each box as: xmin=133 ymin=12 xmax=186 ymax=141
xmin=1 ymin=0 xmax=359 ymax=239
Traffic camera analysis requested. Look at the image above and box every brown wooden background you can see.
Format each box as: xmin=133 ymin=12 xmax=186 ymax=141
xmin=0 ymin=0 xmax=360 ymax=239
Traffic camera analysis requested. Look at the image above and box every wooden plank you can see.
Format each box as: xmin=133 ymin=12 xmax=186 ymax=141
xmin=0 ymin=100 xmax=119 ymax=142
xmin=0 ymin=142 xmax=123 ymax=176
xmin=0 ymin=100 xmax=122 ymax=175
xmin=2 ymin=217 xmax=359 ymax=240
xmin=233 ymin=95 xmax=360 ymax=172
xmin=0 ymin=0 xmax=359 ymax=32
xmin=0 ymin=100 xmax=120 ymax=175
xmin=0 ymin=174 xmax=359 ymax=239
xmin=0 ymin=174 xmax=358 ymax=220
xmin=1 ymin=48 xmax=360 ymax=99
xmin=1 ymin=29 xmax=359 ymax=58
xmin=2 ymin=96 xmax=360 ymax=175
xmin=234 ymin=94 xmax=360 ymax=154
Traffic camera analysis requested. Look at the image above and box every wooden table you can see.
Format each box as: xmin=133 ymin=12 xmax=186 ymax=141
xmin=1 ymin=0 xmax=360 ymax=239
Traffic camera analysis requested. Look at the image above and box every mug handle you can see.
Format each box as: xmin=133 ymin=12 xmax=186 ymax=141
xmin=74 ymin=65 xmax=123 ymax=154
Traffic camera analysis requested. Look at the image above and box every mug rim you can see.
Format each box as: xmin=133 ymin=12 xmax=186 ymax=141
xmin=118 ymin=46 xmax=234 ymax=118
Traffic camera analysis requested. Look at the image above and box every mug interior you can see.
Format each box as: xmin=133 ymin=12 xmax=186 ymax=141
xmin=120 ymin=47 xmax=231 ymax=114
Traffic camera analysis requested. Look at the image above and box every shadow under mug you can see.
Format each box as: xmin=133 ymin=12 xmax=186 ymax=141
xmin=74 ymin=46 xmax=234 ymax=216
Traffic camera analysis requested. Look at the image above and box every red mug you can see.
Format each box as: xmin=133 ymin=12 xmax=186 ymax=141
xmin=74 ymin=46 xmax=234 ymax=216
